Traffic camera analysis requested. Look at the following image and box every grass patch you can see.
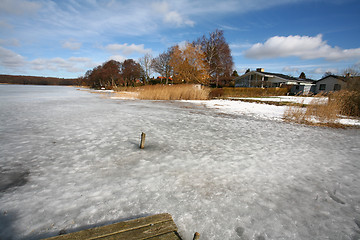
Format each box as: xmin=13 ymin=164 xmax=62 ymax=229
xmin=137 ymin=84 xmax=210 ymax=100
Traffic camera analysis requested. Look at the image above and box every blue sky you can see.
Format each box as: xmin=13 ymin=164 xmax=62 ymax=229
xmin=0 ymin=0 xmax=359 ymax=79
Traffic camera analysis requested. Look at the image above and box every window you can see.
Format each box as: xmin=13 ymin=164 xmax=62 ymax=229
xmin=319 ymin=84 xmax=326 ymax=91
xmin=333 ymin=84 xmax=341 ymax=91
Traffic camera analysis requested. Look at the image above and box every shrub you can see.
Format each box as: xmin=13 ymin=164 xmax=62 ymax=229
xmin=209 ymin=88 xmax=224 ymax=98
xmin=329 ymin=90 xmax=360 ymax=117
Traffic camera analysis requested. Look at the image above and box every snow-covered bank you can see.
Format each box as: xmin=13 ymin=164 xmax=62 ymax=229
xmin=187 ymin=99 xmax=360 ymax=126
xmin=230 ymin=96 xmax=327 ymax=105
xmin=187 ymin=99 xmax=287 ymax=121
xmin=1 ymin=85 xmax=360 ymax=240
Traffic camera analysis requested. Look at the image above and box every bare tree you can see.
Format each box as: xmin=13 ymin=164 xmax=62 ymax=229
xmin=151 ymin=48 xmax=173 ymax=84
xmin=342 ymin=65 xmax=360 ymax=92
xmin=342 ymin=64 xmax=360 ymax=77
xmin=84 ymin=60 xmax=121 ymax=89
xmin=121 ymin=59 xmax=143 ymax=86
xmin=322 ymin=71 xmax=333 ymax=78
xmin=194 ymin=29 xmax=234 ymax=87
xmin=138 ymin=53 xmax=153 ymax=84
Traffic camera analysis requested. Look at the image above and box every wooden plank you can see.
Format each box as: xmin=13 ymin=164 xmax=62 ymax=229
xmin=96 ymin=220 xmax=178 ymax=240
xmin=44 ymin=213 xmax=177 ymax=240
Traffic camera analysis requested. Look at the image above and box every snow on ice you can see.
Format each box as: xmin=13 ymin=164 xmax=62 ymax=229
xmin=0 ymin=85 xmax=360 ymax=240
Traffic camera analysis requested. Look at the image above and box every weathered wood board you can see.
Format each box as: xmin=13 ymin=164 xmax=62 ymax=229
xmin=44 ymin=213 xmax=182 ymax=240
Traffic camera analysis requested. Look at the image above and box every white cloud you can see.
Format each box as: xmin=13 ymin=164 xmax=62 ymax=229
xmin=105 ymin=43 xmax=151 ymax=56
xmin=282 ymin=66 xmax=300 ymax=73
xmin=30 ymin=57 xmax=93 ymax=73
xmin=245 ymin=34 xmax=360 ymax=61
xmin=178 ymin=41 xmax=188 ymax=50
xmin=311 ymin=67 xmax=339 ymax=75
xmin=0 ymin=46 xmax=26 ymax=68
xmin=62 ymin=40 xmax=82 ymax=50
xmin=164 ymin=11 xmax=195 ymax=27
xmin=0 ymin=0 xmax=41 ymax=15
xmin=152 ymin=1 xmax=194 ymax=27
xmin=108 ymin=55 xmax=127 ymax=63
xmin=69 ymin=57 xmax=92 ymax=62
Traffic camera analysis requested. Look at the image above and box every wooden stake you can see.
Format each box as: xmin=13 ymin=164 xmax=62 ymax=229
xmin=140 ymin=132 xmax=146 ymax=149
xmin=193 ymin=232 xmax=200 ymax=240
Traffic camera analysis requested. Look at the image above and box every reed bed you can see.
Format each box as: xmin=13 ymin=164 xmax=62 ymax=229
xmin=284 ymin=90 xmax=360 ymax=127
xmin=210 ymin=87 xmax=288 ymax=98
xmin=137 ymin=84 xmax=210 ymax=100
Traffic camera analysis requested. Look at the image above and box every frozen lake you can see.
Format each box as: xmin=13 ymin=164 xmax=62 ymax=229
xmin=1 ymin=85 xmax=360 ymax=240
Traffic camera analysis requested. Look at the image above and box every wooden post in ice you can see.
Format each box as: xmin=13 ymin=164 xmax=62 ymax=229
xmin=140 ymin=132 xmax=146 ymax=149
xmin=193 ymin=232 xmax=200 ymax=240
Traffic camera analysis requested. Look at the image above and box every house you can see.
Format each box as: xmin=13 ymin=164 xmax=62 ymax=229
xmin=314 ymin=75 xmax=347 ymax=94
xmin=235 ymin=68 xmax=315 ymax=95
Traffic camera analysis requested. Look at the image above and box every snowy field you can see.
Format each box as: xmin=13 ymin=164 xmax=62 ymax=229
xmin=1 ymin=85 xmax=360 ymax=240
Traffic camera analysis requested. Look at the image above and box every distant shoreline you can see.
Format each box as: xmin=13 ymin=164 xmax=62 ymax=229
xmin=0 ymin=74 xmax=79 ymax=86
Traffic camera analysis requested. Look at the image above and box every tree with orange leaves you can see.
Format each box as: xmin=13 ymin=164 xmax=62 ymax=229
xmin=169 ymin=42 xmax=209 ymax=85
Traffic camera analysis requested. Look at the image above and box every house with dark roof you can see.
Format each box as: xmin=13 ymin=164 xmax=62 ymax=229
xmin=314 ymin=75 xmax=347 ymax=93
xmin=235 ymin=68 xmax=315 ymax=94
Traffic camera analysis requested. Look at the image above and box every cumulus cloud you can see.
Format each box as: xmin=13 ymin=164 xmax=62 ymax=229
xmin=105 ymin=43 xmax=151 ymax=56
xmin=0 ymin=46 xmax=26 ymax=68
xmin=62 ymin=40 xmax=82 ymax=50
xmin=245 ymin=34 xmax=360 ymax=61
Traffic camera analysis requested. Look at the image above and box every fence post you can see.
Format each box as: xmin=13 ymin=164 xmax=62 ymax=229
xmin=140 ymin=132 xmax=146 ymax=149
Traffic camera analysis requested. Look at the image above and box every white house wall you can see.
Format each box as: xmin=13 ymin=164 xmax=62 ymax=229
xmin=315 ymin=77 xmax=346 ymax=93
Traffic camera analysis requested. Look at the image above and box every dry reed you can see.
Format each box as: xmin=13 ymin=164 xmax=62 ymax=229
xmin=210 ymin=87 xmax=288 ymax=98
xmin=284 ymin=90 xmax=360 ymax=127
xmin=137 ymin=84 xmax=210 ymax=100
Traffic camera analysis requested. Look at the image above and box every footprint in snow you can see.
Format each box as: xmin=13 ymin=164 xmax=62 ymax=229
xmin=328 ymin=191 xmax=345 ymax=205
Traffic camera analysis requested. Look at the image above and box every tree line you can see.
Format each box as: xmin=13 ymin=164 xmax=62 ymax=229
xmin=82 ymin=29 xmax=234 ymax=89
xmin=0 ymin=74 xmax=79 ymax=85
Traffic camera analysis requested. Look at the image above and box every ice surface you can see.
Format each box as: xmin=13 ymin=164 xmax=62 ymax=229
xmin=1 ymin=85 xmax=360 ymax=240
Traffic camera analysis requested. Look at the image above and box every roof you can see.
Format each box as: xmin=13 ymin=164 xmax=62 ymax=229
xmin=237 ymin=71 xmax=315 ymax=83
xmin=316 ymin=74 xmax=350 ymax=83
xmin=261 ymin=71 xmax=299 ymax=81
